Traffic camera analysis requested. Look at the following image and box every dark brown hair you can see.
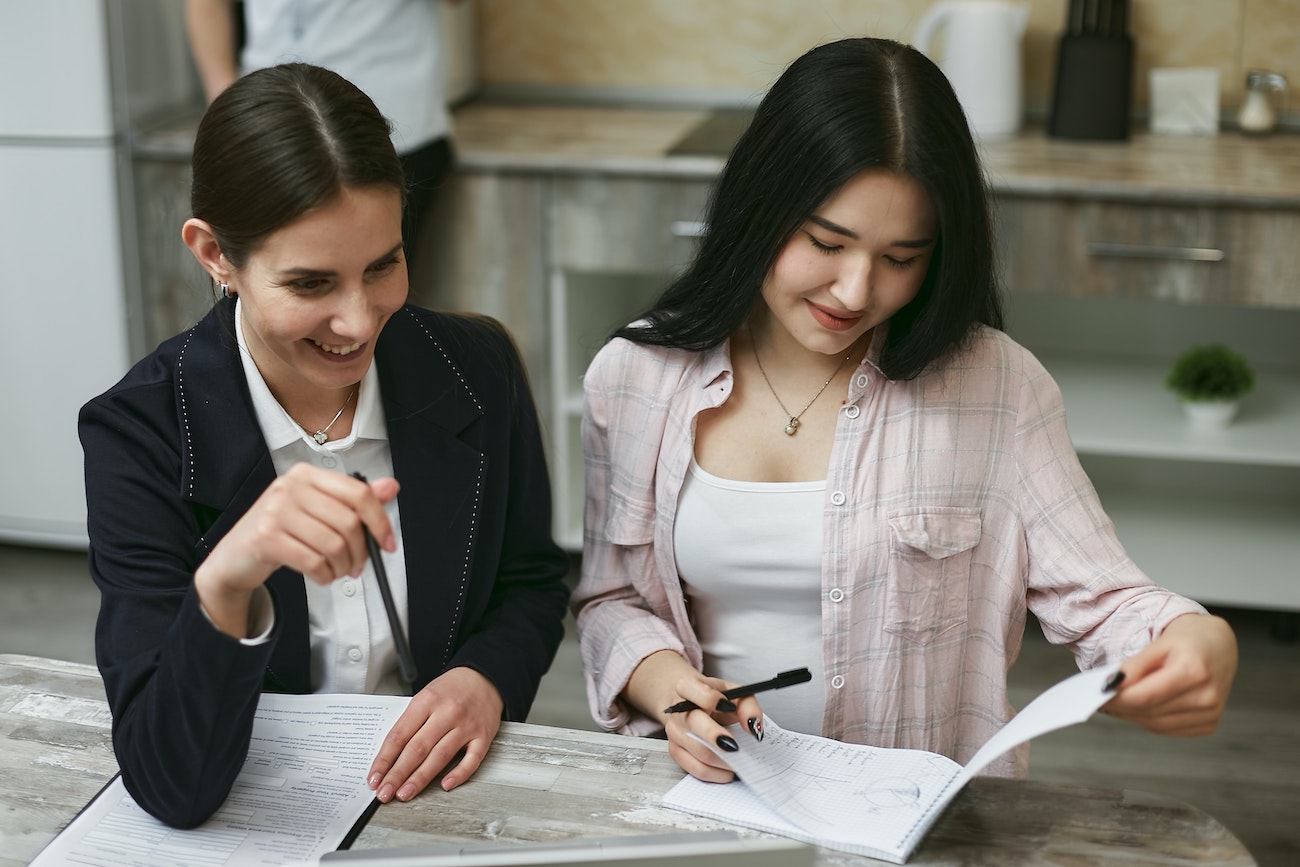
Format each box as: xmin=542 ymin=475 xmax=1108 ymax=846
xmin=190 ymin=62 xmax=406 ymax=267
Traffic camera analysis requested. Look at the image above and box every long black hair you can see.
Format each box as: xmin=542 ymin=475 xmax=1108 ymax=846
xmin=615 ymin=37 xmax=1002 ymax=381
xmin=190 ymin=62 xmax=407 ymax=268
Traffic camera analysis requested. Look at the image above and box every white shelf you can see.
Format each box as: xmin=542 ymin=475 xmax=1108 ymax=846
xmin=1085 ymin=484 xmax=1300 ymax=611
xmin=1044 ymin=356 xmax=1300 ymax=467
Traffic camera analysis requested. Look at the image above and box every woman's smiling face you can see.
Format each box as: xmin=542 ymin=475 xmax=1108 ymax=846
xmin=758 ymin=168 xmax=937 ymax=357
xmin=231 ymin=185 xmax=408 ymax=405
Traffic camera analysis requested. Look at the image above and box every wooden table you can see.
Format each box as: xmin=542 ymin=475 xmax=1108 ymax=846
xmin=0 ymin=653 xmax=1255 ymax=866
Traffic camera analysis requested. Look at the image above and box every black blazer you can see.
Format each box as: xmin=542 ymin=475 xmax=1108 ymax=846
xmin=79 ymin=298 xmax=569 ymax=828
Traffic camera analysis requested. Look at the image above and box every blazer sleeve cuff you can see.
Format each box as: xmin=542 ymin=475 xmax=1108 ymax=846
xmin=196 ymin=585 xmax=276 ymax=646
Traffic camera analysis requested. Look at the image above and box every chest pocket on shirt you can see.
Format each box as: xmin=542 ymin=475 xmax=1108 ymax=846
xmin=884 ymin=507 xmax=981 ymax=645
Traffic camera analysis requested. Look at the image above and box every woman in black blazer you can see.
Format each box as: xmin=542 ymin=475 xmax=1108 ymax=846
xmin=78 ymin=63 xmax=569 ymax=829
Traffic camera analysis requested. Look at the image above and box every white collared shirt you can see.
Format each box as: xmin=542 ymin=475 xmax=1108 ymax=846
xmin=235 ymin=299 xmax=411 ymax=695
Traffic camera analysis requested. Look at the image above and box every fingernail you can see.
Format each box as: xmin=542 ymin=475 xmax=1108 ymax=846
xmin=747 ymin=717 xmax=763 ymax=741
xmin=377 ymin=784 xmax=394 ymax=803
xmin=396 ymin=784 xmax=415 ymax=801
xmin=716 ymin=735 xmax=739 ymax=752
xmin=368 ymin=772 xmax=382 ymax=789
xmin=384 ymin=534 xmax=397 ymax=553
xmin=715 ymin=698 xmax=737 ymax=713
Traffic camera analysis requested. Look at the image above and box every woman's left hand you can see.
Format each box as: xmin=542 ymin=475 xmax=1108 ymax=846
xmin=1102 ymin=613 xmax=1238 ymax=736
xmin=367 ymin=667 xmax=504 ymax=802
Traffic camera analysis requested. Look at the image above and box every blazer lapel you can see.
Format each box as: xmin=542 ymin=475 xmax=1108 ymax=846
xmin=377 ymin=309 xmax=485 ymax=686
xmin=177 ymin=299 xmax=311 ymax=691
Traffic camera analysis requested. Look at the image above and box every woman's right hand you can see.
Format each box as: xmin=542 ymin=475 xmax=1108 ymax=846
xmin=625 ymin=650 xmax=763 ymax=783
xmin=194 ymin=464 xmax=399 ymax=637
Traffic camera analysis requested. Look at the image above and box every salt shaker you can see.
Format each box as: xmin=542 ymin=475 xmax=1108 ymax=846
xmin=1238 ymin=70 xmax=1287 ymax=135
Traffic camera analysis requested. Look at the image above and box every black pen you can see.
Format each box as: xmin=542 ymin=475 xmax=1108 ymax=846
xmin=1103 ymin=669 xmax=1126 ymax=693
xmin=351 ymin=472 xmax=418 ymax=690
xmin=663 ymin=667 xmax=812 ymax=714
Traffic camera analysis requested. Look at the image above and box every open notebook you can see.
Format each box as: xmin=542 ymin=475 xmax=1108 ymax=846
xmin=662 ymin=665 xmax=1120 ymax=864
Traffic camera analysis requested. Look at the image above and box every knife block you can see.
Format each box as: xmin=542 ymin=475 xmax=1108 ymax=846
xmin=1049 ymin=33 xmax=1134 ymax=140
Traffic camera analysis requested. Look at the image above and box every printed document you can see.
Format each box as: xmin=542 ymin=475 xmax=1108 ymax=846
xmin=29 ymin=693 xmax=409 ymax=866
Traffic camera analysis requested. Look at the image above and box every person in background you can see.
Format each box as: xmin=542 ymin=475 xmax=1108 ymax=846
xmin=184 ymin=0 xmax=457 ymax=272
xmin=80 ymin=63 xmax=568 ymax=828
xmin=573 ymin=37 xmax=1237 ymax=783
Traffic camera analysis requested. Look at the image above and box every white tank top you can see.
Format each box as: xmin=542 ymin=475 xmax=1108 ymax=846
xmin=674 ymin=458 xmax=827 ymax=734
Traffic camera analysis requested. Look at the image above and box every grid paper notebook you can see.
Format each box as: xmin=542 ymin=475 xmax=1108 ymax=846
xmin=662 ymin=665 xmax=1119 ymax=863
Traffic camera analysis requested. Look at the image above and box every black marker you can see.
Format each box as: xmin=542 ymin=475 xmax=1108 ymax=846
xmin=663 ymin=667 xmax=812 ymax=714
xmin=351 ymin=472 xmax=418 ymax=690
xmin=1102 ymin=669 xmax=1126 ymax=693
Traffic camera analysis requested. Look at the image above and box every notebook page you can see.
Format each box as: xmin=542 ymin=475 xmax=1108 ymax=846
xmin=664 ymin=718 xmax=961 ymax=860
xmin=955 ymin=664 xmax=1120 ymax=787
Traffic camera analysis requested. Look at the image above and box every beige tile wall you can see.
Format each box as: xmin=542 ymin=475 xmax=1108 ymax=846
xmin=478 ymin=0 xmax=1298 ymax=119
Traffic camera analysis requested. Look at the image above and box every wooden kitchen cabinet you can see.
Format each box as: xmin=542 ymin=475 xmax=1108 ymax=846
xmin=549 ymin=175 xmax=710 ymax=271
xmin=996 ymin=197 xmax=1300 ymax=309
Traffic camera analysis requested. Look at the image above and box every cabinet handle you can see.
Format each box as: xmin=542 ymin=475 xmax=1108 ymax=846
xmin=1085 ymin=242 xmax=1225 ymax=262
xmin=670 ymin=220 xmax=708 ymax=238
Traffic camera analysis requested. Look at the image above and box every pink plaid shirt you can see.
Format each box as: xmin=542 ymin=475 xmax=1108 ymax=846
xmin=574 ymin=325 xmax=1205 ymax=777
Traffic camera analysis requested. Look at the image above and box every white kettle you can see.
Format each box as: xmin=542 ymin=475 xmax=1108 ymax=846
xmin=914 ymin=0 xmax=1029 ymax=139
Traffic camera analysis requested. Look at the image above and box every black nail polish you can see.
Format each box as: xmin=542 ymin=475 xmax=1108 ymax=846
xmin=716 ymin=734 xmax=739 ymax=752
xmin=747 ymin=717 xmax=763 ymax=741
xmin=716 ymin=698 xmax=737 ymax=713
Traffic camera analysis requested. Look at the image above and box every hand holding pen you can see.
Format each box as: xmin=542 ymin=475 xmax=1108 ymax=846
xmin=663 ymin=667 xmax=813 ymax=714
xmin=352 ymin=472 xmax=418 ymax=691
xmin=193 ymin=464 xmax=399 ymax=640
xmin=663 ymin=667 xmax=811 ymax=755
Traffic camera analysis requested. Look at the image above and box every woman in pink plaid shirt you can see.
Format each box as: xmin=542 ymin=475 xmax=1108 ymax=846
xmin=572 ymin=37 xmax=1237 ymax=783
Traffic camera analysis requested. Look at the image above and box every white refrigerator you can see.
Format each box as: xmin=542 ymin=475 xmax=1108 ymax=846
xmin=0 ymin=1 xmax=198 ymax=548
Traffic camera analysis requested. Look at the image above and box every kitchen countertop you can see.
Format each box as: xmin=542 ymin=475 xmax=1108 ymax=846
xmin=134 ymin=101 xmax=1300 ymax=207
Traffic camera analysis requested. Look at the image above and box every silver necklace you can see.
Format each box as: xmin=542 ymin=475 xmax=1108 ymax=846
xmin=748 ymin=324 xmax=855 ymax=436
xmin=306 ymin=386 xmax=357 ymax=445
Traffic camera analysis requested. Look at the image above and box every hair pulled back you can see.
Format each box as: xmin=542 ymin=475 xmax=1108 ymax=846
xmin=190 ymin=62 xmax=406 ymax=267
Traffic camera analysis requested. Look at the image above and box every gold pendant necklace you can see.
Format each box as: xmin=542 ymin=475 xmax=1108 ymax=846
xmin=749 ymin=324 xmax=855 ymax=436
xmin=305 ymin=386 xmax=357 ymax=445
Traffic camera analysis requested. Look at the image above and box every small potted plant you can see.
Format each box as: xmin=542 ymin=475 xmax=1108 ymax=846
xmin=1164 ymin=343 xmax=1255 ymax=428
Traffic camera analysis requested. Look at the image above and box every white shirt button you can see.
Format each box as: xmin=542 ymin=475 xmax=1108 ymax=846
xmin=342 ymin=580 xmax=357 ymax=597
xmin=830 ymin=675 xmax=845 ymax=690
xmin=855 ymin=374 xmax=869 ymax=388
xmin=844 ymin=405 xmax=860 ymax=419
xmin=347 ymin=646 xmax=363 ymax=662
xmin=322 ymin=455 xmax=338 ymax=468
xmin=830 ymin=491 xmax=846 ymax=506
xmin=828 ymin=588 xmax=845 ymax=603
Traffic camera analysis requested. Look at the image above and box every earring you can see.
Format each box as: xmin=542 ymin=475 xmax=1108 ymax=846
xmin=218 ymin=281 xmax=231 ymax=296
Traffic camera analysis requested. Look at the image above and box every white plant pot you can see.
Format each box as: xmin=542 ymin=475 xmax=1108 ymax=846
xmin=1181 ymin=399 xmax=1239 ymax=429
